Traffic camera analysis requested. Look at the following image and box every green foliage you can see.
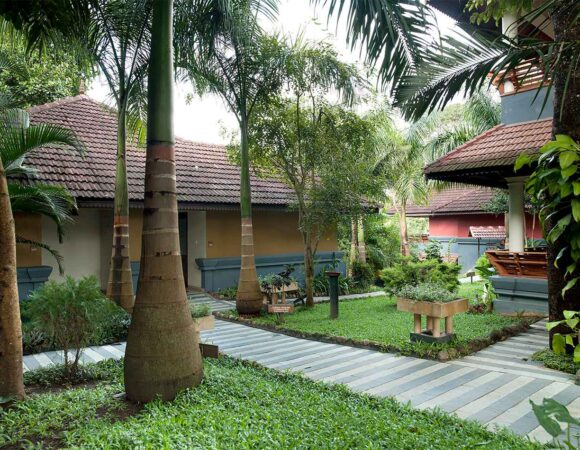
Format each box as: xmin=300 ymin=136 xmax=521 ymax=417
xmin=351 ymin=261 xmax=375 ymax=291
xmin=0 ymin=357 xmax=536 ymax=449
xmin=312 ymin=268 xmax=352 ymax=297
xmin=380 ymin=258 xmax=461 ymax=294
xmin=532 ymin=349 xmax=580 ymax=375
xmin=217 ymin=286 xmax=237 ymax=300
xmin=189 ymin=303 xmax=212 ymax=319
xmin=466 ymin=0 xmax=532 ymax=25
xmin=424 ymin=240 xmax=442 ymax=262
xmin=359 ymin=213 xmax=401 ymax=271
xmin=24 ymin=359 xmax=123 ymax=387
xmin=253 ymin=295 xmax=522 ymax=357
xmin=395 ymin=283 xmax=457 ymax=303
xmin=530 ymin=398 xmax=580 ymax=447
xmin=475 ymin=254 xmax=494 ymax=280
xmin=22 ymin=276 xmax=123 ymax=375
xmin=546 ymin=310 xmax=580 ymax=363
xmin=518 ymin=135 xmax=580 ymax=299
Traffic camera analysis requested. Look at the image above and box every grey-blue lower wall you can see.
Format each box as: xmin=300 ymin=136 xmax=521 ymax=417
xmin=490 ymin=275 xmax=548 ymax=315
xmin=17 ymin=266 xmax=53 ymax=301
xmin=196 ymin=251 xmax=345 ymax=292
xmin=424 ymin=237 xmax=504 ymax=273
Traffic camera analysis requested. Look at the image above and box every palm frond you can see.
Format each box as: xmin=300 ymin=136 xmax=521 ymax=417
xmin=9 ymin=183 xmax=77 ymax=243
xmin=15 ymin=235 xmax=65 ymax=275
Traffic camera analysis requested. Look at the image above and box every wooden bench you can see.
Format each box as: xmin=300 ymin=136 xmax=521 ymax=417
xmin=485 ymin=250 xmax=547 ymax=278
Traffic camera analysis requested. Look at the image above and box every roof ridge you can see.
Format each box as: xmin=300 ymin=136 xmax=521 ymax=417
xmin=424 ymin=123 xmax=505 ymax=174
xmin=27 ymin=94 xmax=90 ymax=114
xmin=502 ymin=117 xmax=553 ymax=128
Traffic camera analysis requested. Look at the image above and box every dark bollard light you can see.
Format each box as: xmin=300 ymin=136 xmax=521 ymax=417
xmin=326 ymin=271 xmax=340 ymax=319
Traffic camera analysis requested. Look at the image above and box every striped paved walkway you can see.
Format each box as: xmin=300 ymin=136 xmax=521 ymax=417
xmin=22 ymin=312 xmax=579 ymax=444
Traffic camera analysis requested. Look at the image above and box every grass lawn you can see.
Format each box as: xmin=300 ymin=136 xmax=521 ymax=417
xmin=457 ymin=281 xmax=486 ymax=303
xmin=244 ymin=295 xmax=525 ymax=358
xmin=1 ymin=358 xmax=539 ymax=449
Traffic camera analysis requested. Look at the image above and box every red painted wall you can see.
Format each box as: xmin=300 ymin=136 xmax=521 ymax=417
xmin=429 ymin=213 xmax=543 ymax=239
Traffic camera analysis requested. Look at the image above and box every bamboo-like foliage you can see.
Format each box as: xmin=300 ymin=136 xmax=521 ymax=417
xmin=124 ymin=0 xmax=203 ymax=402
xmin=175 ymin=0 xmax=283 ymax=314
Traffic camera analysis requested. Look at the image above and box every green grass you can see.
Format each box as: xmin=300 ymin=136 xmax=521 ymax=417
xmin=533 ymin=348 xmax=579 ymax=375
xmin=457 ymin=281 xmax=486 ymax=303
xmin=1 ymin=358 xmax=539 ymax=449
xmin=249 ymin=295 xmax=522 ymax=357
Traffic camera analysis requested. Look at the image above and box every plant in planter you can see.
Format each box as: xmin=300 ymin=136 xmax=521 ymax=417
xmin=396 ymin=283 xmax=468 ymax=343
xmin=190 ymin=303 xmax=215 ymax=332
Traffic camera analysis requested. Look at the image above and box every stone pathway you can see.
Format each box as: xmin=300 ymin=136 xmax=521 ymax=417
xmin=22 ymin=302 xmax=579 ymax=445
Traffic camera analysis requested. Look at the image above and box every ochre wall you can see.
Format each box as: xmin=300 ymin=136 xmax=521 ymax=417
xmin=14 ymin=213 xmax=42 ymax=267
xmin=206 ymin=210 xmax=338 ymax=258
xmin=429 ymin=213 xmax=543 ymax=239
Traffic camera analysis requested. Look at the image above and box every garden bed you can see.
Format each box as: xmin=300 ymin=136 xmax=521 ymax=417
xmin=1 ymin=358 xmax=539 ymax=449
xmin=216 ymin=295 xmax=536 ymax=361
xmin=532 ymin=349 xmax=580 ymax=375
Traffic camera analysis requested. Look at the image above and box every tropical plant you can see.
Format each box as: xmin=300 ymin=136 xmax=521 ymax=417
xmin=0 ymin=75 xmax=84 ymax=400
xmin=174 ymin=0 xmax=283 ymax=315
xmin=380 ymin=258 xmax=461 ymax=294
xmin=189 ymin=303 xmax=211 ymax=319
xmin=124 ymin=0 xmax=203 ymax=402
xmin=546 ymin=310 xmax=580 ymax=363
xmin=530 ymin=398 xmax=580 ymax=448
xmin=424 ymin=240 xmax=443 ymax=262
xmin=24 ymin=276 xmax=115 ymax=377
xmin=395 ymin=283 xmax=458 ymax=303
xmin=350 ymin=260 xmax=375 ymax=291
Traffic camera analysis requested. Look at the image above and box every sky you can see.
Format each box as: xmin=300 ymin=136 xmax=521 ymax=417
xmin=88 ymin=0 xmax=456 ymax=145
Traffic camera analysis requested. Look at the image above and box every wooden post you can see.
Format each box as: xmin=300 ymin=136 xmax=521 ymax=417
xmin=426 ymin=316 xmax=433 ymax=332
xmin=432 ymin=317 xmax=441 ymax=338
xmin=445 ymin=316 xmax=453 ymax=335
xmin=414 ymin=314 xmax=421 ymax=333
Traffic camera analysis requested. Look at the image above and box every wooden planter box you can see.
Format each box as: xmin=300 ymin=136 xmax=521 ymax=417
xmin=397 ymin=297 xmax=468 ymax=343
xmin=195 ymin=315 xmax=215 ymax=332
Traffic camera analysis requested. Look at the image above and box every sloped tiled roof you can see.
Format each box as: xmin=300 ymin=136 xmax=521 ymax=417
xmin=405 ymin=187 xmax=496 ymax=216
xmin=424 ymin=119 xmax=552 ymax=187
xmin=23 ymin=95 xmax=295 ymax=207
xmin=469 ymin=226 xmax=506 ymax=239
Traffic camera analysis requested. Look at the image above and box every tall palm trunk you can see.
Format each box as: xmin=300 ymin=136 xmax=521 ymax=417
xmin=107 ymin=101 xmax=134 ymax=313
xmin=304 ymin=237 xmax=315 ymax=307
xmin=124 ymin=0 xmax=202 ymax=402
xmin=0 ymin=156 xmax=24 ymax=400
xmin=357 ymin=216 xmax=366 ymax=262
xmin=348 ymin=217 xmax=357 ymax=275
xmin=236 ymin=115 xmax=262 ymax=314
xmin=399 ymin=205 xmax=410 ymax=256
xmin=547 ymin=0 xmax=580 ymax=340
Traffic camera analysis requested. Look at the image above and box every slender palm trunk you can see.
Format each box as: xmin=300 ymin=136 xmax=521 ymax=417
xmin=0 ymin=156 xmax=24 ymax=401
xmin=304 ymin=238 xmax=315 ymax=307
xmin=124 ymin=0 xmax=202 ymax=402
xmin=357 ymin=216 xmax=366 ymax=263
xmin=107 ymin=103 xmax=134 ymax=313
xmin=547 ymin=0 xmax=580 ymax=340
xmin=236 ymin=115 xmax=262 ymax=314
xmin=399 ymin=205 xmax=410 ymax=256
xmin=348 ymin=217 xmax=357 ymax=275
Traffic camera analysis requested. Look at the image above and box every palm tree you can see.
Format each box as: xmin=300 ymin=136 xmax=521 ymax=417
xmin=124 ymin=0 xmax=203 ymax=402
xmin=0 ymin=93 xmax=84 ymax=401
xmin=174 ymin=0 xmax=282 ymax=314
xmin=87 ymin=0 xmax=151 ymax=313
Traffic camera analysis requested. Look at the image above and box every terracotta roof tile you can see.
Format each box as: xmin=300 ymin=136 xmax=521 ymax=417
xmin=22 ymin=95 xmax=295 ymax=206
xmin=424 ymin=119 xmax=552 ymax=175
xmin=405 ymin=187 xmax=496 ymax=216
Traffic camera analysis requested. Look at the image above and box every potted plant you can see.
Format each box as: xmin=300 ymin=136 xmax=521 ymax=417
xmin=190 ymin=303 xmax=214 ymax=332
xmin=396 ymin=283 xmax=468 ymax=343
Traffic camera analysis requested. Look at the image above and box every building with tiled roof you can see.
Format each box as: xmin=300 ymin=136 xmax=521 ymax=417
xmin=14 ymin=96 xmax=340 ymax=295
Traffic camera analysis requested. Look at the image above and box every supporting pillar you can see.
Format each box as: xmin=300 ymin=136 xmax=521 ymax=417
xmin=506 ymin=177 xmax=526 ymax=252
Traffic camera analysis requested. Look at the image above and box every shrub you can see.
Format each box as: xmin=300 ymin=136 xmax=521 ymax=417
xmin=312 ymin=268 xmax=351 ymax=296
xmin=23 ymin=276 xmax=121 ymax=376
xmin=351 ymin=261 xmax=375 ymax=291
xmin=380 ymin=258 xmax=461 ymax=294
xmin=190 ymin=303 xmax=212 ymax=318
xmin=217 ymin=286 xmax=237 ymax=299
xmin=424 ymin=240 xmax=443 ymax=262
xmin=475 ymin=254 xmax=495 ymax=280
xmin=395 ymin=283 xmax=457 ymax=303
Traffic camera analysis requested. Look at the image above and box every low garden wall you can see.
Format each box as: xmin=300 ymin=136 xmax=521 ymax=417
xmin=16 ymin=266 xmax=53 ymax=301
xmin=196 ymin=251 xmax=346 ymax=292
xmin=426 ymin=237 xmax=504 ymax=272
xmin=490 ymin=275 xmax=548 ymax=315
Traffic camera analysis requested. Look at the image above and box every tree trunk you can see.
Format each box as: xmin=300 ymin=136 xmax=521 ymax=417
xmin=348 ymin=217 xmax=357 ymax=276
xmin=357 ymin=215 xmax=366 ymax=263
xmin=304 ymin=240 xmax=315 ymax=307
xmin=107 ymin=104 xmax=134 ymax=313
xmin=548 ymin=0 xmax=580 ymax=338
xmin=0 ymin=155 xmax=24 ymax=401
xmin=124 ymin=0 xmax=202 ymax=402
xmin=399 ymin=206 xmax=410 ymax=256
xmin=236 ymin=115 xmax=262 ymax=314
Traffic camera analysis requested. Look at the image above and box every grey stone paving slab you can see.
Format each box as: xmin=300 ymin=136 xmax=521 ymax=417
xmin=295 ymin=349 xmax=375 ymax=374
xmin=255 ymin=342 xmax=344 ymax=365
xmin=436 ymin=373 xmax=515 ymax=413
xmin=376 ymin=365 xmax=461 ymax=397
xmin=410 ymin=368 xmax=488 ymax=407
xmin=353 ymin=360 xmax=435 ymax=393
xmin=466 ymin=378 xmax=552 ymax=423
xmin=308 ymin=352 xmax=387 ymax=380
xmin=328 ymin=356 xmax=401 ymax=384
xmin=270 ymin=346 xmax=347 ymax=370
